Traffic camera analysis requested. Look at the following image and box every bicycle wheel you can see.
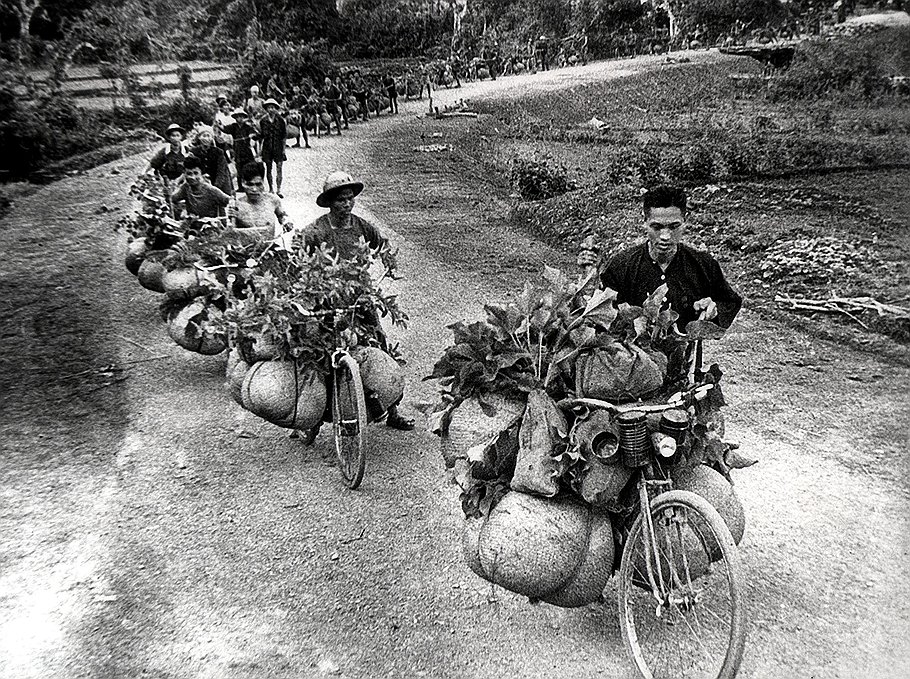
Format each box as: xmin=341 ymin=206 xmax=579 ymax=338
xmin=618 ymin=489 xmax=746 ymax=679
xmin=332 ymin=353 xmax=367 ymax=490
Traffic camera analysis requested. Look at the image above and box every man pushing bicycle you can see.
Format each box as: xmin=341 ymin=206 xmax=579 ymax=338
xmin=297 ymin=171 xmax=415 ymax=434
xmin=579 ymin=185 xmax=742 ymax=331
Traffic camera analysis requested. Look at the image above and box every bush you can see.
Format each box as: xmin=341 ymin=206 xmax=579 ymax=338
xmin=665 ymin=143 xmax=717 ymax=184
xmin=769 ymin=27 xmax=910 ymax=101
xmin=511 ymin=156 xmax=577 ymax=200
xmin=235 ymin=39 xmax=334 ymax=96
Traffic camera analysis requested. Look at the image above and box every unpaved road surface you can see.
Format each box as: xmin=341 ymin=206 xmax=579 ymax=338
xmin=2 ymin=53 xmax=909 ymax=679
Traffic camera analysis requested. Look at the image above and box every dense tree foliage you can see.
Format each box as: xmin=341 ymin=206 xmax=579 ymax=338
xmin=0 ymin=0 xmax=847 ymax=65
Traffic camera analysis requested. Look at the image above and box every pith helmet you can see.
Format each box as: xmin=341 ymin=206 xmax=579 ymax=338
xmin=316 ymin=171 xmax=364 ymax=208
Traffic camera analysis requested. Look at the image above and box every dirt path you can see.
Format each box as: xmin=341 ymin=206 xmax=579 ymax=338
xmin=2 ymin=54 xmax=909 ymax=679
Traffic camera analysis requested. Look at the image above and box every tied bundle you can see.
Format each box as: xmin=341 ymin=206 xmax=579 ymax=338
xmin=424 ymin=265 xmax=749 ymax=607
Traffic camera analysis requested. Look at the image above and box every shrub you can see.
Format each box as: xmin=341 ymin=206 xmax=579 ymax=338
xmin=511 ymin=156 xmax=577 ymax=200
xmin=235 ymin=39 xmax=334 ymax=95
xmin=769 ymin=26 xmax=910 ymax=101
xmin=665 ymin=143 xmax=717 ymax=184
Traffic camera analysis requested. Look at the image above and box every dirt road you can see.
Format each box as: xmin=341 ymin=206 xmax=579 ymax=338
xmin=2 ymin=53 xmax=909 ymax=679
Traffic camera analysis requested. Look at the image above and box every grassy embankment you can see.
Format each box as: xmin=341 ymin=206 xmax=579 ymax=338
xmin=378 ymin=27 xmax=910 ymax=349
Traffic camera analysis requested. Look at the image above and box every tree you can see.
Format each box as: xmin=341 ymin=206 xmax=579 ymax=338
xmin=1 ymin=0 xmax=45 ymax=60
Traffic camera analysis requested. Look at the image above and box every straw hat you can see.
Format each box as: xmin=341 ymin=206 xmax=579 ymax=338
xmin=230 ymin=107 xmax=248 ymax=118
xmin=165 ymin=123 xmax=185 ymax=136
xmin=263 ymin=98 xmax=281 ymax=108
xmin=316 ymin=171 xmax=364 ymax=208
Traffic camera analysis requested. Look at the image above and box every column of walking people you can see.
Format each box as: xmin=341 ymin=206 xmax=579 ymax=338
xmin=142 ymin=40 xmax=595 ymax=234
xmin=143 ymin=71 xmax=428 ymax=240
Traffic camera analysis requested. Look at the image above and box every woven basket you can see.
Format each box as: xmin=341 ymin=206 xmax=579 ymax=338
xmin=542 ymin=509 xmax=614 ymax=608
xmin=226 ymin=348 xmax=250 ymax=406
xmin=167 ymin=301 xmax=227 ymax=355
xmin=441 ymin=394 xmax=525 ymax=468
xmin=477 ymin=491 xmax=591 ymax=599
xmin=240 ymin=360 xmax=327 ymax=430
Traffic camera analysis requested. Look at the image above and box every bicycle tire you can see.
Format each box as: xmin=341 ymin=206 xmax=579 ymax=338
xmin=332 ymin=353 xmax=367 ymax=490
xmin=618 ymin=489 xmax=746 ymax=679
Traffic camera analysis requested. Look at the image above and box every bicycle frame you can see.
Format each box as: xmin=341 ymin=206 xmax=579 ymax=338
xmin=636 ymin=468 xmax=674 ymax=602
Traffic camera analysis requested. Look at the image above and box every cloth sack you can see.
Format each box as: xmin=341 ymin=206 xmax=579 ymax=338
xmin=575 ymin=341 xmax=666 ymax=403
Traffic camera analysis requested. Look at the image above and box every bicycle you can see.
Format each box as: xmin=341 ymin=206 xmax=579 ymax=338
xmin=226 ymin=263 xmax=369 ymax=490
xmin=300 ymin=303 xmax=369 ymax=490
xmin=561 ymin=350 xmax=746 ymax=679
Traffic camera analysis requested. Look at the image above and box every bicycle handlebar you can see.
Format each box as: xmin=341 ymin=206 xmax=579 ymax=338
xmin=558 ymin=383 xmax=713 ymax=415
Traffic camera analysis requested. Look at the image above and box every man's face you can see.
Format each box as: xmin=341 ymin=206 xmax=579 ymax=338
xmin=330 ymin=189 xmax=356 ymax=216
xmin=166 ymin=131 xmax=183 ymax=146
xmin=185 ymin=167 xmax=203 ymax=186
xmin=250 ymin=86 xmax=259 ymax=97
xmin=266 ymin=105 xmax=277 ymax=118
xmin=325 ymin=78 xmax=332 ymax=87
xmin=197 ymin=130 xmax=214 ymax=147
xmin=242 ymin=175 xmax=265 ymax=197
xmin=219 ymin=101 xmax=230 ymax=112
xmin=644 ymin=205 xmax=685 ymax=262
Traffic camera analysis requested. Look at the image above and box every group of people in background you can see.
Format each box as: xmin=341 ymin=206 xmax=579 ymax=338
xmin=143 ymin=33 xmax=600 ymax=236
xmin=143 ymin=67 xmax=423 ymax=245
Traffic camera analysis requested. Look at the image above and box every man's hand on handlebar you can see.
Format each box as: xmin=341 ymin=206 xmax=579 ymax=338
xmin=694 ymin=297 xmax=718 ymax=321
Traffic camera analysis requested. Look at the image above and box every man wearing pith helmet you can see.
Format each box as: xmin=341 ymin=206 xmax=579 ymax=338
xmin=299 ymin=171 xmax=415 ymax=432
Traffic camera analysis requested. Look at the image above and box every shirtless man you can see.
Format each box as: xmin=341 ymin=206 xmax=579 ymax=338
xmin=228 ymin=161 xmax=293 ymax=243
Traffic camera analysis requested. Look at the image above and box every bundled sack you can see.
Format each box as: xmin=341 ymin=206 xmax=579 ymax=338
xmin=137 ymin=250 xmax=170 ymax=293
xmin=630 ymin=464 xmax=745 ymax=583
xmin=462 ymin=491 xmax=614 ymax=606
xmin=575 ymin=341 xmax=667 ymax=402
xmin=125 ymin=239 xmax=149 ymax=276
xmin=476 ymin=492 xmax=591 ymax=599
xmin=510 ymin=389 xmax=567 ymax=498
xmin=167 ymin=300 xmax=227 ymax=355
xmin=440 ymin=394 xmax=525 ymax=469
xmin=240 ymin=360 xmax=327 ymax=430
xmin=226 ymin=348 xmax=251 ymax=406
xmin=161 ymin=266 xmax=208 ymax=296
xmin=671 ymin=464 xmax=745 ymax=548
xmin=351 ymin=345 xmax=405 ymax=417
xmin=541 ymin=509 xmax=614 ymax=608
xmin=573 ymin=410 xmax=632 ymax=506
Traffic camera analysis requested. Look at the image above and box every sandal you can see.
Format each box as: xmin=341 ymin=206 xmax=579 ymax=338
xmin=385 ymin=411 xmax=415 ymax=431
xmin=298 ymin=425 xmax=320 ymax=446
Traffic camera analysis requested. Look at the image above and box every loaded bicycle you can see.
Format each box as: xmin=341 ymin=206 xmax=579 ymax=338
xmin=557 ymin=329 xmax=746 ymax=679
xmin=561 ymin=380 xmax=746 ymax=679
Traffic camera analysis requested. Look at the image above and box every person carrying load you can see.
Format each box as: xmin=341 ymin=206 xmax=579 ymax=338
xmin=296 ymin=171 xmax=415 ymax=435
xmin=579 ymin=185 xmax=742 ymax=330
xmin=578 ymin=185 xmax=742 ymax=383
